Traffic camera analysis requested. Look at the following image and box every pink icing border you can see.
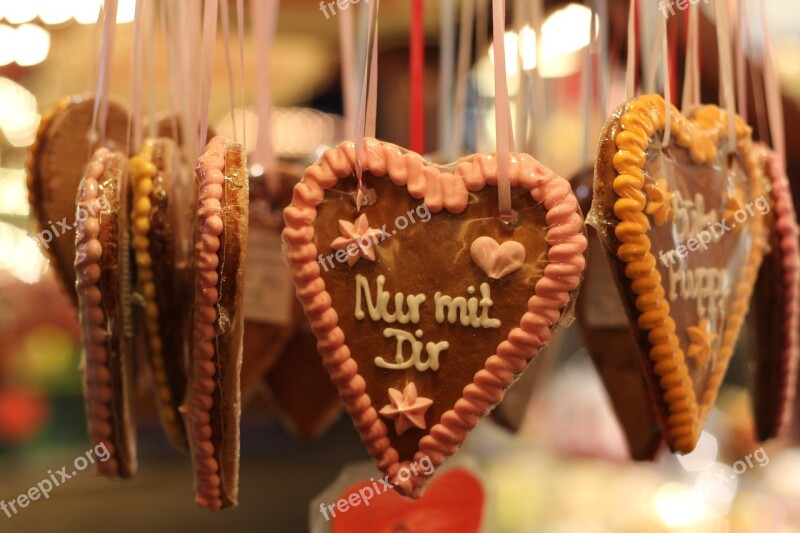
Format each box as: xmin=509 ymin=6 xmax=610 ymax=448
xmin=282 ymin=138 xmax=587 ymax=497
xmin=764 ymin=151 xmax=800 ymax=435
xmin=75 ymin=147 xmax=121 ymax=477
xmin=190 ymin=136 xmax=228 ymax=510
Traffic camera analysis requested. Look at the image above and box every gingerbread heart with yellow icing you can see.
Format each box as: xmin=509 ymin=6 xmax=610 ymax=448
xmin=282 ymin=138 xmax=587 ymax=497
xmin=591 ymin=94 xmax=769 ymax=453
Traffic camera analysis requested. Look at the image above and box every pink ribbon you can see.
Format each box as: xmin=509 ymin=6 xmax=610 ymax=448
xmin=90 ymin=0 xmax=118 ymax=150
xmin=129 ymin=0 xmax=145 ymax=153
xmin=354 ymin=0 xmax=380 ymax=209
xmin=198 ymin=0 xmax=219 ymax=151
xmin=492 ymin=0 xmax=514 ymax=218
xmin=251 ymin=0 xmax=281 ymax=194
xmin=339 ymin=4 xmax=356 ymax=139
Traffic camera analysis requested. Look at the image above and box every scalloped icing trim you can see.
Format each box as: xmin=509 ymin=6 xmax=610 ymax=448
xmin=611 ymin=94 xmax=768 ymax=452
xmin=282 ymin=138 xmax=587 ymax=497
xmin=763 ymin=150 xmax=800 ymax=434
xmin=190 ymin=136 xmax=228 ymax=511
xmin=75 ymin=147 xmax=123 ymax=477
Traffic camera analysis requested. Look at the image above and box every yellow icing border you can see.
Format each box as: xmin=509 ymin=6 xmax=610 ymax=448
xmin=129 ymin=141 xmax=183 ymax=447
xmin=612 ymin=94 xmax=766 ymax=452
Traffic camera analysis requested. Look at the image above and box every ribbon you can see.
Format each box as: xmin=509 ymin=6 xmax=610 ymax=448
xmin=128 ymin=0 xmax=144 ymax=154
xmin=661 ymin=12 xmax=671 ymax=146
xmin=198 ymin=0 xmax=219 ymax=151
xmin=409 ymin=0 xmax=425 ymax=154
xmin=237 ymin=0 xmax=246 ymax=149
xmin=625 ymin=0 xmax=636 ymax=101
xmin=219 ymin=0 xmax=238 ymax=143
xmin=451 ymin=0 xmax=474 ymax=158
xmin=681 ymin=1 xmax=699 ymax=111
xmin=714 ymin=0 xmax=737 ymax=154
xmin=732 ymin=0 xmax=747 ymax=123
xmin=439 ymin=0 xmax=455 ymax=159
xmin=251 ymin=0 xmax=281 ymax=194
xmin=492 ymin=0 xmax=515 ymax=218
xmin=143 ymin=0 xmax=156 ymax=139
xmin=339 ymin=3 xmax=356 ymax=139
xmin=90 ymin=0 xmax=118 ymax=150
xmin=762 ymin=1 xmax=785 ymax=163
xmin=354 ymin=0 xmax=380 ymax=209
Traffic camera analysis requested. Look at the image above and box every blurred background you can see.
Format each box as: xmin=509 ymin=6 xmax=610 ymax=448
xmin=1 ymin=0 xmax=800 ymax=531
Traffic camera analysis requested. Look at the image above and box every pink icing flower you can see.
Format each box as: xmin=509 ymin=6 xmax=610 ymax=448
xmin=379 ymin=383 xmax=433 ymax=435
xmin=330 ymin=213 xmax=384 ymax=266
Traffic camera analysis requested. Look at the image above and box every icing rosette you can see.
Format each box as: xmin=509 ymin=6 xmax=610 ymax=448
xmin=283 ymin=138 xmax=586 ymax=497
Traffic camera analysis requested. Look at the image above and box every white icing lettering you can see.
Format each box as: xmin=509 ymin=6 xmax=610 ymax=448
xmin=374 ymin=328 xmax=449 ymax=371
xmin=434 ymin=283 xmax=500 ymax=328
xmin=354 ymin=274 xmax=426 ymax=324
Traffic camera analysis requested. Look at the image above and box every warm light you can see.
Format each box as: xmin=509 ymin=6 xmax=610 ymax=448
xmin=38 ymin=0 xmax=73 ymax=26
xmin=0 ymin=24 xmax=14 ymax=66
xmin=0 ymin=222 xmax=49 ymax=284
xmin=3 ymin=2 xmax=36 ymax=25
xmin=489 ymin=32 xmax=519 ymax=77
xmin=14 ymin=24 xmax=50 ymax=66
xmin=0 ymin=168 xmax=30 ymax=216
xmin=652 ymin=482 xmax=712 ymax=527
xmin=74 ymin=0 xmax=102 ymax=25
xmin=541 ymin=3 xmax=595 ymax=60
xmin=519 ymin=26 xmax=536 ymax=71
xmin=117 ymin=0 xmax=136 ymax=24
xmin=0 ymin=77 xmax=40 ymax=147
xmin=676 ymin=431 xmax=718 ymax=471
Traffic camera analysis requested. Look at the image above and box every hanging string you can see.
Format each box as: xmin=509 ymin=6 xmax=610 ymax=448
xmin=129 ymin=0 xmax=145 ymax=154
xmin=492 ymin=0 xmax=515 ymax=219
xmin=475 ymin=0 xmax=488 ymax=151
xmin=597 ymin=0 xmax=609 ymax=118
xmin=143 ymin=0 xmax=157 ymax=139
xmin=625 ymin=0 xmax=637 ymax=100
xmin=219 ymin=0 xmax=238 ymax=143
xmin=90 ymin=0 xmax=118 ymax=151
xmin=198 ymin=0 xmax=219 ymax=151
xmin=251 ymin=0 xmax=281 ymax=194
xmin=580 ymin=1 xmax=596 ymax=165
xmin=528 ymin=0 xmax=544 ymax=157
xmin=714 ymin=0 xmax=737 ymax=153
xmin=439 ymin=0 xmax=455 ymax=159
xmin=732 ymin=0 xmax=747 ymax=123
xmin=354 ymin=0 xmax=380 ymax=210
xmin=236 ymin=0 xmax=246 ymax=150
xmin=681 ymin=1 xmax=699 ymax=110
xmin=661 ymin=13 xmax=671 ymax=146
xmin=339 ymin=3 xmax=356 ymax=139
xmin=451 ymin=0 xmax=474 ymax=159
xmin=409 ymin=0 xmax=425 ymax=154
xmin=762 ymin=0 xmax=785 ymax=163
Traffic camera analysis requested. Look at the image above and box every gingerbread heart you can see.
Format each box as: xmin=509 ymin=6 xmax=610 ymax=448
xmin=27 ymin=96 xmax=129 ymax=305
xmin=747 ymin=146 xmax=799 ymax=440
xmin=572 ymin=166 xmax=664 ymax=460
xmin=592 ymin=94 xmax=769 ymax=453
xmin=283 ymin=138 xmax=586 ymax=496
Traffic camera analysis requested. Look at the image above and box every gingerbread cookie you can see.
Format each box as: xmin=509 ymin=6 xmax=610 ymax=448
xmin=748 ymin=146 xmax=799 ymax=440
xmin=129 ymin=138 xmax=191 ymax=452
xmin=28 ymin=96 xmax=129 ymax=304
xmin=188 ymin=136 xmax=248 ymax=510
xmin=572 ymin=166 xmax=664 ymax=460
xmin=74 ymin=147 xmax=137 ymax=478
xmin=283 ymin=138 xmax=586 ymax=496
xmin=591 ymin=94 xmax=769 ymax=453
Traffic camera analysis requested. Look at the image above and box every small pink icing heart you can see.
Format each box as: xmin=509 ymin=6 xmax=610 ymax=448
xmin=470 ymin=236 xmax=526 ymax=279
